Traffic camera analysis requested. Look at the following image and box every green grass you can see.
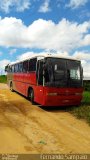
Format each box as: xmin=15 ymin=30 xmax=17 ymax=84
xmin=0 ymin=75 xmax=7 ymax=83
xmin=68 ymin=91 xmax=90 ymax=125
xmin=82 ymin=91 xmax=90 ymax=104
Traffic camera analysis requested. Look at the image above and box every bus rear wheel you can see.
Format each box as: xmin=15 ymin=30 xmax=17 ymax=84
xmin=10 ymin=82 xmax=14 ymax=92
xmin=28 ymin=89 xmax=34 ymax=104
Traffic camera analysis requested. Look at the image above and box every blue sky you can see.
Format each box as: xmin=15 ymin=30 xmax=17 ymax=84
xmin=0 ymin=0 xmax=90 ymax=77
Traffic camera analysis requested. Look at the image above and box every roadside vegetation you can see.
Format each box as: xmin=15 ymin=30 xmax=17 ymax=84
xmin=83 ymin=80 xmax=90 ymax=91
xmin=0 ymin=75 xmax=7 ymax=83
xmin=68 ymin=91 xmax=90 ymax=125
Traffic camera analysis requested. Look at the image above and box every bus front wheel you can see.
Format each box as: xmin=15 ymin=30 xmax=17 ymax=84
xmin=28 ymin=89 xmax=34 ymax=104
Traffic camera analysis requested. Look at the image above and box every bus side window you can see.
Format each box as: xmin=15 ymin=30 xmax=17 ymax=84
xmin=12 ymin=65 xmax=14 ymax=73
xmin=44 ymin=67 xmax=49 ymax=83
xmin=14 ymin=65 xmax=16 ymax=72
xmin=23 ymin=61 xmax=28 ymax=72
xmin=15 ymin=64 xmax=18 ymax=73
xmin=37 ymin=60 xmax=43 ymax=85
xmin=18 ymin=63 xmax=23 ymax=72
xmin=9 ymin=66 xmax=12 ymax=73
xmin=29 ymin=58 xmax=37 ymax=72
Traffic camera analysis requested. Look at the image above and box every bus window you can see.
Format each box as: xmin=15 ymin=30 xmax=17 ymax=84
xmin=44 ymin=67 xmax=49 ymax=83
xmin=67 ymin=60 xmax=81 ymax=80
xmin=14 ymin=64 xmax=19 ymax=73
xmin=29 ymin=58 xmax=37 ymax=72
xmin=70 ymin=69 xmax=80 ymax=80
xmin=9 ymin=66 xmax=12 ymax=73
xmin=37 ymin=60 xmax=43 ymax=85
xmin=12 ymin=65 xmax=14 ymax=73
xmin=23 ymin=61 xmax=28 ymax=72
xmin=18 ymin=63 xmax=23 ymax=72
xmin=44 ymin=58 xmax=67 ymax=87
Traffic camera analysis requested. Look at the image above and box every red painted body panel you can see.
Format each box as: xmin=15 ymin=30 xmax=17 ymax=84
xmin=13 ymin=72 xmax=37 ymax=96
xmin=8 ymin=72 xmax=83 ymax=106
xmin=34 ymin=86 xmax=44 ymax=104
xmin=42 ymin=87 xmax=83 ymax=106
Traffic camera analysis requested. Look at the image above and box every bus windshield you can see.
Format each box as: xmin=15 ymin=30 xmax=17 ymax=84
xmin=44 ymin=57 xmax=83 ymax=87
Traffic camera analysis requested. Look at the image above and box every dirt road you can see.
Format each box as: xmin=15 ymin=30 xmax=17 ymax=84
xmin=0 ymin=83 xmax=90 ymax=154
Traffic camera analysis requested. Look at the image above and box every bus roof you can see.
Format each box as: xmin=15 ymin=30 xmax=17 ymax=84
xmin=9 ymin=53 xmax=81 ymax=66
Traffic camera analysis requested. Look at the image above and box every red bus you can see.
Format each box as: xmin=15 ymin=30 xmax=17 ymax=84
xmin=5 ymin=54 xmax=83 ymax=106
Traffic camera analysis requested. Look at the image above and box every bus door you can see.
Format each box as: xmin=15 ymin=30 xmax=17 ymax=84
xmin=35 ymin=59 xmax=44 ymax=105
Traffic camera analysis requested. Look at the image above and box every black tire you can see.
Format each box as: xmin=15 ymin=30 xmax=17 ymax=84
xmin=28 ymin=89 xmax=34 ymax=103
xmin=10 ymin=82 xmax=14 ymax=92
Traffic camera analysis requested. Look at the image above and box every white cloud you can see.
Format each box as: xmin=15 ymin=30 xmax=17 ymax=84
xmin=66 ymin=0 xmax=88 ymax=9
xmin=38 ymin=0 xmax=51 ymax=13
xmin=0 ymin=59 xmax=10 ymax=74
xmin=17 ymin=51 xmax=35 ymax=61
xmin=0 ymin=17 xmax=90 ymax=52
xmin=73 ymin=51 xmax=90 ymax=78
xmin=81 ymin=34 xmax=90 ymax=46
xmin=17 ymin=51 xmax=57 ymax=61
xmin=82 ymin=61 xmax=90 ymax=78
xmin=73 ymin=51 xmax=90 ymax=60
xmin=16 ymin=50 xmax=70 ymax=65
xmin=0 ymin=17 xmax=26 ymax=47
xmin=0 ymin=0 xmax=30 ymax=13
xmin=0 ymin=59 xmax=10 ymax=69
xmin=79 ymin=10 xmax=90 ymax=20
xmin=0 ymin=16 xmax=90 ymax=80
